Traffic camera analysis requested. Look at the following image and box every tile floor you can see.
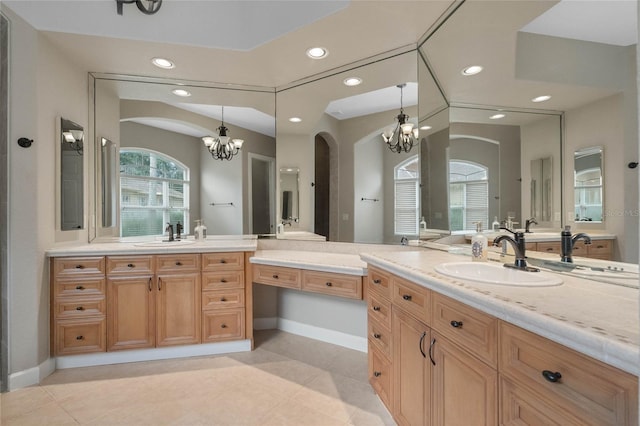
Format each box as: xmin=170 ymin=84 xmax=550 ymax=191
xmin=1 ymin=330 xmax=395 ymax=425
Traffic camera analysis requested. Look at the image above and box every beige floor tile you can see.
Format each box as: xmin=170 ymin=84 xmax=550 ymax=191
xmin=259 ymin=400 xmax=351 ymax=426
xmin=1 ymin=385 xmax=55 ymax=420
xmin=348 ymin=406 xmax=396 ymax=426
xmin=1 ymin=400 xmax=79 ymax=426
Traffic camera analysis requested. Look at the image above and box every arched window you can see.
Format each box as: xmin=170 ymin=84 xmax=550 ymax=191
xmin=119 ymin=149 xmax=190 ymax=237
xmin=394 ymin=155 xmax=419 ymax=235
xmin=449 ymin=160 xmax=488 ymax=231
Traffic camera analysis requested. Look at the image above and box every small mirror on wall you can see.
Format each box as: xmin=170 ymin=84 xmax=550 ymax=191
xmin=101 ymin=137 xmax=117 ymax=228
xmin=60 ymin=118 xmax=84 ymax=230
xmin=279 ymin=167 xmax=299 ymax=223
xmin=530 ymin=156 xmax=552 ymax=222
xmin=574 ymin=146 xmax=603 ymax=223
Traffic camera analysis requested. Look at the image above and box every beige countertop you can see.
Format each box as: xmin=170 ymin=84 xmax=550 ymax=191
xmin=360 ymin=249 xmax=638 ymax=376
xmin=250 ymin=249 xmax=366 ymax=276
xmin=465 ymin=231 xmax=616 ymax=243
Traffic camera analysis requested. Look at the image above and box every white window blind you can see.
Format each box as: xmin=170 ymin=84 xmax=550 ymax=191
xmin=395 ymin=180 xmax=419 ymax=235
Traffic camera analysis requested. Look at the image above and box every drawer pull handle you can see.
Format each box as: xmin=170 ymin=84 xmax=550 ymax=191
xmin=148 ymin=278 xmax=152 ymax=292
xmin=127 ymin=263 xmax=134 ymax=268
xmin=76 ymin=335 xmax=84 ymax=340
xmin=75 ymin=285 xmax=85 ymax=290
xmin=220 ymin=278 xmax=227 ymax=283
xmin=542 ymin=370 xmax=562 ymax=383
xmin=546 ymin=247 xmax=553 ymax=251
xmin=273 ymin=274 xmax=279 ymax=279
xmin=158 ymin=278 xmax=162 ymax=291
xmin=76 ymin=306 xmax=84 ymax=311
xmin=429 ymin=338 xmax=436 ymax=366
xmin=373 ymin=279 xmax=381 ymax=285
xmin=597 ymin=245 xmax=604 ymax=249
xmin=402 ymin=294 xmax=412 ymax=301
xmin=419 ymin=331 xmax=427 ymax=358
xmin=373 ymin=371 xmax=381 ymax=377
xmin=325 ymin=282 xmax=333 ymax=287
xmin=75 ymin=265 xmax=84 ymax=269
xmin=450 ymin=320 xmax=463 ymax=329
xmin=221 ymin=324 xmax=227 ymax=329
xmin=373 ymin=333 xmax=381 ymax=339
xmin=175 ymin=261 xmax=182 ymax=266
xmin=220 ymin=259 xmax=227 ymax=264
xmin=220 ymin=297 xmax=227 ymax=302
xmin=372 ymin=306 xmax=381 ymax=312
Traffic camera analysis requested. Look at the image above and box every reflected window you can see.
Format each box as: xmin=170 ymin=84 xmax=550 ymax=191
xmin=394 ymin=156 xmax=419 ymax=235
xmin=119 ymin=149 xmax=190 ymax=237
xmin=449 ymin=161 xmax=488 ymax=231
xmin=574 ymin=168 xmax=602 ymax=222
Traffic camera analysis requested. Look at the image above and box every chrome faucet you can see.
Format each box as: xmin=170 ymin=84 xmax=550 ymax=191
xmin=493 ymin=227 xmax=539 ymax=271
xmin=525 ymin=217 xmax=538 ymax=233
xmin=176 ymin=222 xmax=183 ymax=240
xmin=560 ymin=226 xmax=592 ymax=263
xmin=165 ymin=223 xmax=174 ymax=242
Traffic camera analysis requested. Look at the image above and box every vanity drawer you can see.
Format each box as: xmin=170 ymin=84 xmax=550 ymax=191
xmin=431 ymin=293 xmax=497 ymax=367
xmin=588 ymin=239 xmax=612 ymax=256
xmin=202 ymin=271 xmax=244 ymax=290
xmin=106 ymin=255 xmax=154 ymax=275
xmin=55 ymin=316 xmax=106 ymax=355
xmin=55 ymin=278 xmax=106 ymax=298
xmin=55 ymin=297 xmax=105 ymax=319
xmin=392 ymin=276 xmax=431 ymax=324
xmin=301 ymin=270 xmax=362 ymax=300
xmin=535 ymin=241 xmax=561 ymax=254
xmin=156 ymin=254 xmax=200 ymax=272
xmin=368 ymin=292 xmax=392 ymax=330
xmin=499 ymin=322 xmax=638 ymax=426
xmin=252 ymin=264 xmax=301 ymax=289
xmin=368 ymin=266 xmax=392 ymax=301
xmin=368 ymin=342 xmax=392 ymax=411
xmin=53 ymin=257 xmax=105 ymax=278
xmin=202 ymin=308 xmax=245 ymax=342
xmin=202 ymin=252 xmax=245 ymax=271
xmin=202 ymin=289 xmax=245 ymax=310
xmin=569 ymin=241 xmax=587 ymax=257
xmin=368 ymin=316 xmax=392 ymax=357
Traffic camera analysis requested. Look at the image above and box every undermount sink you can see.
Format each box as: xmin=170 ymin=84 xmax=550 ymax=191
xmin=435 ymin=262 xmax=563 ymax=287
xmin=133 ymin=240 xmax=196 ymax=247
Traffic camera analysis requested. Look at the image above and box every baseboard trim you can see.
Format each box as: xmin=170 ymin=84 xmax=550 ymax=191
xmin=277 ymin=318 xmax=367 ymax=353
xmin=8 ymin=358 xmax=55 ymax=391
xmin=253 ymin=317 xmax=278 ymax=330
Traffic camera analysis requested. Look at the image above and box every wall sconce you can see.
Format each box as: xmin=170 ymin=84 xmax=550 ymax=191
xmin=61 ymin=119 xmax=84 ymax=155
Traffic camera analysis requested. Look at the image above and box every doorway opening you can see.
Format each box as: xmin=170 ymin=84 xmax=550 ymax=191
xmin=248 ymin=153 xmax=276 ymax=235
xmin=314 ymin=135 xmax=330 ymax=239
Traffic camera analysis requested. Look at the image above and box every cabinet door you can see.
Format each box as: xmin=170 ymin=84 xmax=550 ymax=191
xmin=156 ymin=273 xmax=201 ymax=346
xmin=392 ymin=308 xmax=431 ymax=426
xmin=431 ymin=332 xmax=497 ymax=426
xmin=107 ymin=276 xmax=155 ymax=351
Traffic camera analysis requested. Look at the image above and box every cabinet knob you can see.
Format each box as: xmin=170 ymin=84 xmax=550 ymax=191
xmin=220 ymin=278 xmax=227 ymax=283
xmin=221 ymin=324 xmax=227 ymax=329
xmin=402 ymin=294 xmax=412 ymax=301
xmin=220 ymin=297 xmax=227 ymax=302
xmin=76 ymin=335 xmax=84 ymax=340
xmin=542 ymin=370 xmax=562 ymax=383
xmin=450 ymin=320 xmax=463 ymax=328
xmin=76 ymin=306 xmax=84 ymax=311
xmin=373 ymin=333 xmax=381 ymax=339
xmin=220 ymin=259 xmax=227 ymax=264
xmin=373 ymin=371 xmax=381 ymax=377
xmin=325 ymin=282 xmax=333 ymax=287
xmin=127 ymin=263 xmax=134 ymax=268
xmin=372 ymin=306 xmax=381 ymax=312
xmin=373 ymin=279 xmax=381 ymax=284
xmin=272 ymin=274 xmax=279 ymax=279
xmin=175 ymin=261 xmax=182 ymax=266
xmin=75 ymin=285 xmax=85 ymax=290
xmin=75 ymin=265 xmax=84 ymax=269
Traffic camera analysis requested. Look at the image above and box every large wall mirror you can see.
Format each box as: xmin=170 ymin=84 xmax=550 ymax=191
xmin=89 ymin=75 xmax=276 ymax=241
xmin=60 ymin=117 xmax=84 ymax=231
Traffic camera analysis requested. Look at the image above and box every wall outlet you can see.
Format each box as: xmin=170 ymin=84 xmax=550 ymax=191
xmin=342 ymin=213 xmax=349 ymax=221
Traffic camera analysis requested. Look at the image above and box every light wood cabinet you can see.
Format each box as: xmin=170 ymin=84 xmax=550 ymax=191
xmin=156 ymin=271 xmax=201 ymax=346
xmin=252 ymin=264 xmax=301 ymax=289
xmin=107 ymin=275 xmax=155 ymax=350
xmin=369 ymin=341 xmax=393 ymax=412
xmin=509 ymin=238 xmax=614 ymax=260
xmin=301 ymin=270 xmax=362 ymax=299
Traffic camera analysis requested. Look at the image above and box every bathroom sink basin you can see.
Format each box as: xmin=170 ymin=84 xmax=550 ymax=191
xmin=134 ymin=240 xmax=196 ymax=247
xmin=435 ymin=262 xmax=563 ymax=287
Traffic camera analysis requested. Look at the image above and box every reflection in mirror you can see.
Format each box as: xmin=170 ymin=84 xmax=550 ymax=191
xmin=530 ymin=156 xmax=552 ymax=222
xmin=100 ymin=137 xmax=117 ymax=228
xmin=574 ymin=147 xmax=603 ymax=223
xmin=279 ymin=167 xmax=299 ymax=223
xmin=60 ymin=118 xmax=84 ymax=230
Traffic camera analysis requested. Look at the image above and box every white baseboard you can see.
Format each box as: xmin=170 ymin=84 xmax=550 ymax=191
xmin=277 ymin=318 xmax=367 ymax=353
xmin=9 ymin=358 xmax=56 ymax=391
xmin=254 ymin=317 xmax=278 ymax=330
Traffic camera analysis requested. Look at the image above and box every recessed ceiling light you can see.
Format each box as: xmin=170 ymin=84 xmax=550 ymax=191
xmin=306 ymin=47 xmax=328 ymax=59
xmin=420 ymin=125 xmax=432 ymax=130
xmin=532 ymin=95 xmax=551 ymax=103
xmin=172 ymin=89 xmax=191 ymax=97
xmin=289 ymin=117 xmax=302 ymax=123
xmin=489 ymin=113 xmax=505 ymax=120
xmin=152 ymin=57 xmax=175 ymax=69
xmin=343 ymin=77 xmax=362 ymax=87
xmin=461 ymin=65 xmax=483 ymax=76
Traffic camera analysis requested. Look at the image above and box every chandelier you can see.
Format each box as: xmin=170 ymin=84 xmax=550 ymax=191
xmin=382 ymin=83 xmax=418 ymax=153
xmin=202 ymin=106 xmax=244 ymax=161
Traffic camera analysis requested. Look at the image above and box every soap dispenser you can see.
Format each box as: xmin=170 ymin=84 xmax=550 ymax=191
xmin=471 ymin=222 xmax=488 ymax=262
xmin=420 ymin=216 xmax=427 ymax=230
xmin=194 ymin=220 xmax=203 ymax=240
xmin=492 ymin=216 xmax=500 ymax=232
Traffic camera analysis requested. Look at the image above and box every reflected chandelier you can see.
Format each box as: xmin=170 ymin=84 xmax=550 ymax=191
xmin=382 ymin=83 xmax=418 ymax=153
xmin=202 ymin=106 xmax=244 ymax=161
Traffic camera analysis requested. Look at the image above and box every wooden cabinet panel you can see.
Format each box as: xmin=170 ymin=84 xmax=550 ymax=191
xmin=55 ymin=317 xmax=106 ymax=355
xmin=499 ymin=322 xmax=638 ymax=426
xmin=368 ymin=266 xmax=392 ymax=301
xmin=54 ymin=278 xmax=105 ymax=298
xmin=53 ymin=257 xmax=105 ymax=277
xmin=536 ymin=241 xmax=562 ymax=254
xmin=56 ymin=297 xmax=105 ymax=319
xmin=202 ymin=252 xmax=245 ymax=271
xmin=431 ymin=332 xmax=498 ymax=426
xmin=431 ymin=293 xmax=497 ymax=367
xmin=392 ymin=308 xmax=431 ymax=426
xmin=107 ymin=276 xmax=155 ymax=351
xmin=368 ymin=292 xmax=392 ymax=330
xmin=368 ymin=342 xmax=392 ymax=412
xmin=156 ymin=273 xmax=201 ymax=346
xmin=202 ymin=308 xmax=244 ymax=342
xmin=368 ymin=316 xmax=392 ymax=357
xmin=252 ymin=264 xmax=301 ymax=289
xmin=588 ymin=239 xmax=612 ymax=256
xmin=156 ymin=254 xmax=200 ymax=272
xmin=301 ymin=270 xmax=362 ymax=299
xmin=106 ymin=255 xmax=154 ymax=275
xmin=202 ymin=271 xmax=244 ymax=290
xmin=392 ymin=276 xmax=431 ymax=324
xmin=202 ymin=289 xmax=244 ymax=310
